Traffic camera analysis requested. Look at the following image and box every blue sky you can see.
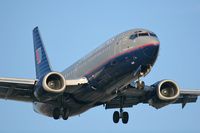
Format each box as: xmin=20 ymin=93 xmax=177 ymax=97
xmin=0 ymin=0 xmax=200 ymax=132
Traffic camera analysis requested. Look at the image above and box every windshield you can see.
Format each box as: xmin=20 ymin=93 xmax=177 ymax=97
xmin=129 ymin=32 xmax=157 ymax=40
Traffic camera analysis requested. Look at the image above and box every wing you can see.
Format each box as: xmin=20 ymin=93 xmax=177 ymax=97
xmin=105 ymin=86 xmax=200 ymax=109
xmin=105 ymin=87 xmax=145 ymax=109
xmin=0 ymin=77 xmax=37 ymax=102
xmin=175 ymin=89 xmax=200 ymax=108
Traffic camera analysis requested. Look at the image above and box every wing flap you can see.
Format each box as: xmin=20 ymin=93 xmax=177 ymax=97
xmin=175 ymin=89 xmax=200 ymax=108
xmin=105 ymin=95 xmax=140 ymax=109
xmin=180 ymin=90 xmax=200 ymax=96
xmin=105 ymin=87 xmax=200 ymax=110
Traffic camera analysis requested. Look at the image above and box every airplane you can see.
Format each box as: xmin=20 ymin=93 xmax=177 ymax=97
xmin=0 ymin=27 xmax=200 ymax=124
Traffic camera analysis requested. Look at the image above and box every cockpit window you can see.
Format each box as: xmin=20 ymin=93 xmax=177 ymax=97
xmin=138 ymin=33 xmax=149 ymax=37
xmin=149 ymin=33 xmax=157 ymax=37
xmin=129 ymin=34 xmax=138 ymax=40
xmin=129 ymin=32 xmax=157 ymax=40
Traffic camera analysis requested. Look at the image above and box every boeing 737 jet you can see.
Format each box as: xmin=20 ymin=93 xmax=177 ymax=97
xmin=0 ymin=27 xmax=200 ymax=124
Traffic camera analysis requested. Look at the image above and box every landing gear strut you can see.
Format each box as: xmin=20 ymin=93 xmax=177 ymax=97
xmin=135 ymin=80 xmax=145 ymax=89
xmin=134 ymin=65 xmax=149 ymax=90
xmin=113 ymin=108 xmax=129 ymax=124
xmin=113 ymin=96 xmax=129 ymax=124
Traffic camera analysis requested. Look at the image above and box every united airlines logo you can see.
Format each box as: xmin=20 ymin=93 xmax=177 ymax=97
xmin=36 ymin=47 xmax=42 ymax=64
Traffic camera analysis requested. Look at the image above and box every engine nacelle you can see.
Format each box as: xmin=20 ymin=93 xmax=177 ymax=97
xmin=34 ymin=72 xmax=66 ymax=101
xmin=149 ymin=80 xmax=180 ymax=109
xmin=42 ymin=72 xmax=65 ymax=93
xmin=156 ymin=80 xmax=180 ymax=101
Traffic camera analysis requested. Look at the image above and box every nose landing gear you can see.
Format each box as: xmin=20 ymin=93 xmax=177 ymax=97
xmin=135 ymin=80 xmax=145 ymax=90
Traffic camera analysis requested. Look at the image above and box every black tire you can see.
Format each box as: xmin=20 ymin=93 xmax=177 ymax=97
xmin=62 ymin=108 xmax=69 ymax=120
xmin=122 ymin=112 xmax=129 ymax=124
xmin=141 ymin=81 xmax=145 ymax=88
xmin=136 ymin=80 xmax=145 ymax=89
xmin=53 ymin=108 xmax=60 ymax=120
xmin=113 ymin=111 xmax=120 ymax=123
xmin=62 ymin=114 xmax=68 ymax=120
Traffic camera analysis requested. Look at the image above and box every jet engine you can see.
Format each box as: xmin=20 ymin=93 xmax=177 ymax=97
xmin=34 ymin=72 xmax=66 ymax=101
xmin=42 ymin=72 xmax=65 ymax=93
xmin=148 ymin=80 xmax=180 ymax=109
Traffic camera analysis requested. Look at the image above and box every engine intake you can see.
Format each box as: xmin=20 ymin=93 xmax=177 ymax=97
xmin=157 ymin=80 xmax=180 ymax=101
xmin=42 ymin=72 xmax=65 ymax=93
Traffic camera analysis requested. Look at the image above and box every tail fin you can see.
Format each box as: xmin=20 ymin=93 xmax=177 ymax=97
xmin=33 ymin=27 xmax=52 ymax=79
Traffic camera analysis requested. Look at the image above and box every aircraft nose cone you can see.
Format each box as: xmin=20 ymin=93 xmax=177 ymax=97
xmin=143 ymin=43 xmax=160 ymax=58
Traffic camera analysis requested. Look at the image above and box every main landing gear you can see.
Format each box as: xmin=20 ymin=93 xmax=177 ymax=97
xmin=53 ymin=107 xmax=69 ymax=120
xmin=112 ymin=96 xmax=129 ymax=124
xmin=113 ymin=108 xmax=129 ymax=124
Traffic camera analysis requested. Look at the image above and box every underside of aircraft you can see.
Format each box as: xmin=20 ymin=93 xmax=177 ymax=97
xmin=0 ymin=27 xmax=200 ymax=124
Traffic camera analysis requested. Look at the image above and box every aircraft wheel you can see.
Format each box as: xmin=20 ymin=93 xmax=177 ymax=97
xmin=62 ymin=108 xmax=69 ymax=120
xmin=122 ymin=112 xmax=129 ymax=124
xmin=136 ymin=80 xmax=145 ymax=89
xmin=53 ymin=108 xmax=60 ymax=120
xmin=62 ymin=114 xmax=68 ymax=120
xmin=113 ymin=111 xmax=120 ymax=123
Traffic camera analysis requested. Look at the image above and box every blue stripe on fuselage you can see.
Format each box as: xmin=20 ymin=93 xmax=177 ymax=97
xmin=65 ymin=43 xmax=160 ymax=113
xmin=84 ymin=43 xmax=160 ymax=79
xmin=70 ymin=43 xmax=159 ymax=104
